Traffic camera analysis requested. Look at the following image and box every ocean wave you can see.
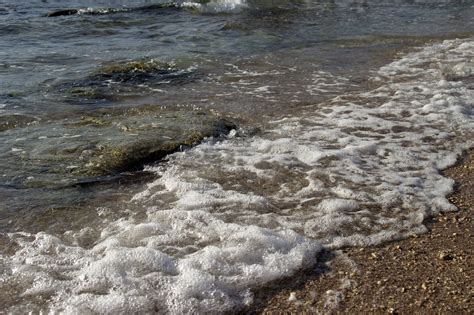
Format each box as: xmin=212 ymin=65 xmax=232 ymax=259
xmin=1 ymin=38 xmax=472 ymax=313
xmin=46 ymin=0 xmax=247 ymax=17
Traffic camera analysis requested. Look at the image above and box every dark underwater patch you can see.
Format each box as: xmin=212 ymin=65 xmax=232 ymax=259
xmin=54 ymin=60 xmax=198 ymax=104
xmin=46 ymin=3 xmax=181 ymax=17
xmin=0 ymin=114 xmax=37 ymax=131
xmin=0 ymin=106 xmax=236 ymax=187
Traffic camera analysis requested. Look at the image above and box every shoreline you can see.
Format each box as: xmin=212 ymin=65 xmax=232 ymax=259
xmin=246 ymin=150 xmax=473 ymax=314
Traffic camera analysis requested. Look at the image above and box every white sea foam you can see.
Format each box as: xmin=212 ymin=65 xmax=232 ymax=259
xmin=1 ymin=38 xmax=473 ymax=313
xmin=181 ymin=0 xmax=247 ymax=13
xmin=76 ymin=7 xmax=129 ymax=15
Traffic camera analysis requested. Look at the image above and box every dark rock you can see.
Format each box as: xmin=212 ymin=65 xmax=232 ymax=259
xmin=438 ymin=251 xmax=454 ymax=261
xmin=46 ymin=4 xmax=181 ymax=18
xmin=47 ymin=9 xmax=79 ymax=17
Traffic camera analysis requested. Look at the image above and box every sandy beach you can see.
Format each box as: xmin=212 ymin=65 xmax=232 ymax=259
xmin=247 ymin=150 xmax=473 ymax=314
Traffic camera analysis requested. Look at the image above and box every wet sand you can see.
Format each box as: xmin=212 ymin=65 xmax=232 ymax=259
xmin=246 ymin=150 xmax=473 ymax=314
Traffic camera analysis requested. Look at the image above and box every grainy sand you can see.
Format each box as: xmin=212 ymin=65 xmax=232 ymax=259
xmin=244 ymin=150 xmax=473 ymax=314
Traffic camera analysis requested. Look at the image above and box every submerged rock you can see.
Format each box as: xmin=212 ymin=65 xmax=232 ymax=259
xmin=46 ymin=9 xmax=79 ymax=17
xmin=0 ymin=114 xmax=37 ymax=131
xmin=92 ymin=60 xmax=192 ymax=85
xmin=0 ymin=106 xmax=235 ymax=186
xmin=55 ymin=60 xmax=196 ymax=103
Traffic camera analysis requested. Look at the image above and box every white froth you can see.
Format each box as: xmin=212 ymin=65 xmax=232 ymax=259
xmin=317 ymin=199 xmax=359 ymax=213
xmin=181 ymin=0 xmax=247 ymax=13
xmin=5 ymin=214 xmax=319 ymax=314
xmin=2 ymin=38 xmax=473 ymax=313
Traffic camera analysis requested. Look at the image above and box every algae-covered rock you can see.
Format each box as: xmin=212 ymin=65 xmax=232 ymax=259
xmin=93 ymin=60 xmax=181 ymax=84
xmin=0 ymin=106 xmax=235 ymax=187
xmin=55 ymin=60 xmax=197 ymax=103
xmin=0 ymin=114 xmax=37 ymax=131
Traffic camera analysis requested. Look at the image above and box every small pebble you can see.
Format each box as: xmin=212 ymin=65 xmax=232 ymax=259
xmin=288 ymin=292 xmax=298 ymax=302
xmin=439 ymin=251 xmax=454 ymax=261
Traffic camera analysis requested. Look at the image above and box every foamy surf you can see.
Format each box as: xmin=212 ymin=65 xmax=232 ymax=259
xmin=181 ymin=0 xmax=247 ymax=13
xmin=1 ymin=38 xmax=473 ymax=314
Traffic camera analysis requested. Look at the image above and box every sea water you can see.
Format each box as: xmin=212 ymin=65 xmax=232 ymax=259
xmin=0 ymin=0 xmax=473 ymax=313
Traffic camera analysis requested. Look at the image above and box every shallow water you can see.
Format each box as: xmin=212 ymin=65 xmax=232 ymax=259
xmin=0 ymin=0 xmax=473 ymax=313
